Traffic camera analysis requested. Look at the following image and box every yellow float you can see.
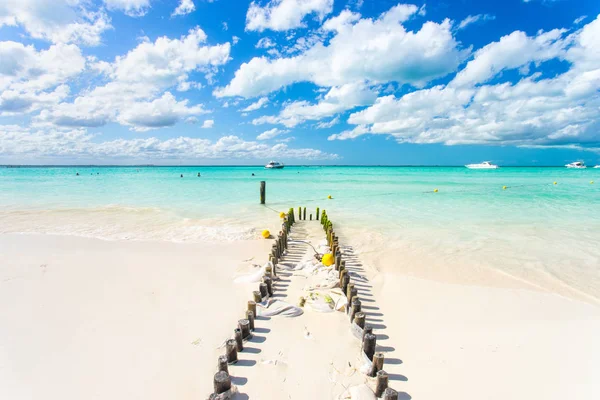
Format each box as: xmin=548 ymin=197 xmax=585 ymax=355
xmin=261 ymin=229 xmax=270 ymax=239
xmin=279 ymin=212 xmax=286 ymax=218
xmin=321 ymin=253 xmax=334 ymax=266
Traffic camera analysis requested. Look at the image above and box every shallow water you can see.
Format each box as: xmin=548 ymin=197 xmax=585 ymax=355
xmin=1 ymin=165 xmax=599 ymax=300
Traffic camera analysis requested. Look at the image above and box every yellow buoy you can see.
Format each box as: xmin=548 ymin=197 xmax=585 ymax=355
xmin=261 ymin=229 xmax=270 ymax=239
xmin=322 ymin=253 xmax=334 ymax=266
xmin=502 ymin=186 xmax=507 ymax=190
xmin=279 ymin=212 xmax=286 ymax=218
xmin=328 ymin=195 xmax=332 ymax=199
xmin=433 ymin=189 xmax=438 ymax=193
xmin=553 ymin=181 xmax=557 ymax=185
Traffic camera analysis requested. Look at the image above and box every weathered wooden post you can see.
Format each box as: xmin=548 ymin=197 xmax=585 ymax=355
xmin=225 ymin=339 xmax=238 ymax=363
xmin=346 ymin=282 xmax=355 ymax=302
xmin=213 ymin=370 xmax=232 ymax=394
xmin=259 ymin=282 xmax=268 ymax=299
xmin=234 ymin=328 xmax=243 ymax=351
xmin=264 ymin=276 xmax=273 ymax=296
xmin=310 ymin=214 xmax=312 ymax=220
xmin=303 ymin=207 xmax=306 ymax=220
xmin=383 ymin=388 xmax=399 ymax=400
xmin=238 ymin=319 xmax=251 ymax=339
xmin=316 ymin=207 xmax=320 ymax=220
xmin=349 ymin=297 xmax=362 ymax=322
xmin=260 ymin=181 xmax=266 ymax=204
xmin=354 ymin=311 xmax=366 ymax=329
xmin=370 ymin=352 xmax=384 ymax=377
xmin=363 ymin=333 xmax=376 ymax=361
xmin=217 ymin=355 xmax=228 ymax=373
xmin=253 ymin=291 xmax=262 ymax=303
xmin=375 ymin=370 xmax=389 ymax=397
xmin=341 ymin=273 xmax=350 ymax=295
xmin=298 ymin=207 xmax=301 ymax=220
xmin=335 ymin=253 xmax=342 ymax=271
xmin=246 ymin=310 xmax=255 ymax=331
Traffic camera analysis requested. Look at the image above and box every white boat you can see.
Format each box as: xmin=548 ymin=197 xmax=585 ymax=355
xmin=565 ymin=161 xmax=586 ymax=169
xmin=465 ymin=161 xmax=498 ymax=169
xmin=265 ymin=161 xmax=284 ymax=169
xmin=594 ymin=165 xmax=600 ymax=169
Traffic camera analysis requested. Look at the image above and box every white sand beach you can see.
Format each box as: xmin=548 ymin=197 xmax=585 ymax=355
xmin=2 ymin=224 xmax=599 ymax=400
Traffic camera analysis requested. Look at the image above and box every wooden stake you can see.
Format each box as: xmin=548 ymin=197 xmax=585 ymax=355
xmin=363 ymin=333 xmax=376 ymax=361
xmin=310 ymin=214 xmax=312 ymax=220
xmin=346 ymin=283 xmax=355 ymax=301
xmin=316 ymin=207 xmax=320 ymax=220
xmin=213 ymin=370 xmax=232 ymax=394
xmin=354 ymin=311 xmax=366 ymax=329
xmin=247 ymin=301 xmax=256 ymax=317
xmin=245 ymin=310 xmax=255 ymax=331
xmin=335 ymin=253 xmax=342 ymax=271
xmin=260 ymin=181 xmax=266 ymax=204
xmin=375 ymin=370 xmax=389 ymax=397
xmin=217 ymin=355 xmax=228 ymax=373
xmin=303 ymin=207 xmax=306 ymax=220
xmin=238 ymin=319 xmax=251 ymax=339
xmin=369 ymin=352 xmax=384 ymax=377
xmin=298 ymin=207 xmax=301 ymax=220
xmin=259 ymin=282 xmax=268 ymax=299
xmin=341 ymin=273 xmax=350 ymax=296
xmin=234 ymin=328 xmax=243 ymax=351
xmin=263 ymin=276 xmax=273 ymax=296
xmin=225 ymin=339 xmax=238 ymax=364
xmin=383 ymin=388 xmax=399 ymax=400
xmin=253 ymin=291 xmax=262 ymax=303
xmin=349 ymin=297 xmax=362 ymax=322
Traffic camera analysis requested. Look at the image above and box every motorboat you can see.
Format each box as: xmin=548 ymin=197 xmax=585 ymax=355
xmin=565 ymin=161 xmax=586 ymax=169
xmin=594 ymin=165 xmax=600 ymax=169
xmin=465 ymin=161 xmax=498 ymax=169
xmin=265 ymin=161 xmax=284 ymax=169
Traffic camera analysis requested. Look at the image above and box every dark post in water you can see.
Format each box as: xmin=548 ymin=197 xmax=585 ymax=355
xmin=260 ymin=181 xmax=266 ymax=204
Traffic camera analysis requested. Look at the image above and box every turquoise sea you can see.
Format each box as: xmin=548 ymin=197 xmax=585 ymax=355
xmin=1 ymin=166 xmax=599 ymax=301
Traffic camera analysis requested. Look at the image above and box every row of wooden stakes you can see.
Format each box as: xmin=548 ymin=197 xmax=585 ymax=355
xmin=321 ymin=210 xmax=399 ymax=400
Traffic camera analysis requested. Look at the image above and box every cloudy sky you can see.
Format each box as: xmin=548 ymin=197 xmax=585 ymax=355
xmin=1 ymin=0 xmax=599 ymax=165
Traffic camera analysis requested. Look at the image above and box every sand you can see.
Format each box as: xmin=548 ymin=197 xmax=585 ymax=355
xmin=1 ymin=225 xmax=600 ymax=399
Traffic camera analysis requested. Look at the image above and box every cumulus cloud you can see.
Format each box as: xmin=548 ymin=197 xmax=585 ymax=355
xmin=241 ymin=97 xmax=269 ymax=112
xmin=329 ymin=15 xmax=600 ymax=150
xmin=252 ymin=82 xmax=376 ymax=127
xmin=256 ymin=127 xmax=288 ymax=140
xmin=246 ymin=0 xmax=334 ymax=32
xmin=256 ymin=37 xmax=276 ymax=48
xmin=172 ymin=0 xmax=195 ymax=17
xmin=202 ymin=119 xmax=214 ymax=128
xmin=217 ymin=4 xmax=467 ymax=98
xmin=37 ymin=28 xmax=231 ymax=131
xmin=574 ymin=15 xmax=587 ymax=25
xmin=103 ymin=0 xmax=151 ymax=17
xmin=451 ymin=28 xmax=570 ymax=88
xmin=0 ymin=0 xmax=111 ymax=45
xmin=457 ymin=14 xmax=495 ymax=30
xmin=0 ymin=125 xmax=337 ymax=161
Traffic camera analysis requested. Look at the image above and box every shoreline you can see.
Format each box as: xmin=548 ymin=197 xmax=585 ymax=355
xmin=2 ymin=232 xmax=599 ymax=399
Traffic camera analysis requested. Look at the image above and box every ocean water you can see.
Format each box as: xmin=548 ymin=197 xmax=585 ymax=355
xmin=1 ymin=166 xmax=599 ymax=301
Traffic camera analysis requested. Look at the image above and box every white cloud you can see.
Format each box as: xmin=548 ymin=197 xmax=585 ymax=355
xmin=222 ymin=22 xmax=229 ymax=30
xmin=246 ymin=0 xmax=334 ymax=32
xmin=217 ymin=4 xmax=467 ymax=98
xmin=0 ymin=0 xmax=111 ymax=45
xmin=172 ymin=0 xmax=196 ymax=17
xmin=574 ymin=15 xmax=587 ymax=25
xmin=451 ymin=28 xmax=570 ymax=87
xmin=37 ymin=28 xmax=231 ymax=131
xmin=241 ymin=97 xmax=269 ymax=112
xmin=457 ymin=14 xmax=495 ymax=30
xmin=329 ymin=16 xmax=600 ymax=150
xmin=0 ymin=126 xmax=337 ymax=160
xmin=232 ymin=36 xmax=240 ymax=45
xmin=252 ymin=82 xmax=377 ymax=127
xmin=256 ymin=37 xmax=276 ymax=48
xmin=202 ymin=119 xmax=214 ymax=128
xmin=257 ymin=128 xmax=288 ymax=140
xmin=315 ymin=116 xmax=339 ymax=128
xmin=103 ymin=0 xmax=151 ymax=17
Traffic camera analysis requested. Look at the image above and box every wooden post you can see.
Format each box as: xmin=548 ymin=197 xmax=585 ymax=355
xmin=339 ymin=261 xmax=346 ymax=277
xmin=217 ymin=355 xmax=229 ymax=373
xmin=247 ymin=301 xmax=256 ymax=317
xmin=253 ymin=291 xmax=262 ymax=303
xmin=238 ymin=319 xmax=251 ymax=339
xmin=310 ymin=214 xmax=312 ymax=220
xmin=246 ymin=310 xmax=255 ymax=331
xmin=383 ymin=388 xmax=399 ymax=400
xmin=363 ymin=333 xmax=376 ymax=361
xmin=263 ymin=276 xmax=273 ymax=296
xmin=346 ymin=283 xmax=355 ymax=301
xmin=298 ymin=207 xmax=301 ymax=220
xmin=349 ymin=287 xmax=358 ymax=306
xmin=260 ymin=181 xmax=266 ymax=204
xmin=375 ymin=370 xmax=389 ymax=397
xmin=234 ymin=328 xmax=243 ymax=351
xmin=225 ymin=339 xmax=238 ymax=364
xmin=303 ymin=207 xmax=306 ymax=220
xmin=259 ymin=283 xmax=268 ymax=299
xmin=354 ymin=312 xmax=366 ymax=329
xmin=335 ymin=253 xmax=342 ymax=271
xmin=316 ymin=207 xmax=320 ymax=221
xmin=341 ymin=273 xmax=350 ymax=296
xmin=369 ymin=352 xmax=384 ymax=377
xmin=213 ymin=370 xmax=232 ymax=394
xmin=349 ymin=297 xmax=361 ymax=322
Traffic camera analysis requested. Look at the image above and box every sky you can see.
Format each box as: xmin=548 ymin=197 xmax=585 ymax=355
xmin=0 ymin=0 xmax=599 ymax=166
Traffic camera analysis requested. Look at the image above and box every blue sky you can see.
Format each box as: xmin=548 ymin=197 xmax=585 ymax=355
xmin=0 ymin=0 xmax=599 ymax=165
